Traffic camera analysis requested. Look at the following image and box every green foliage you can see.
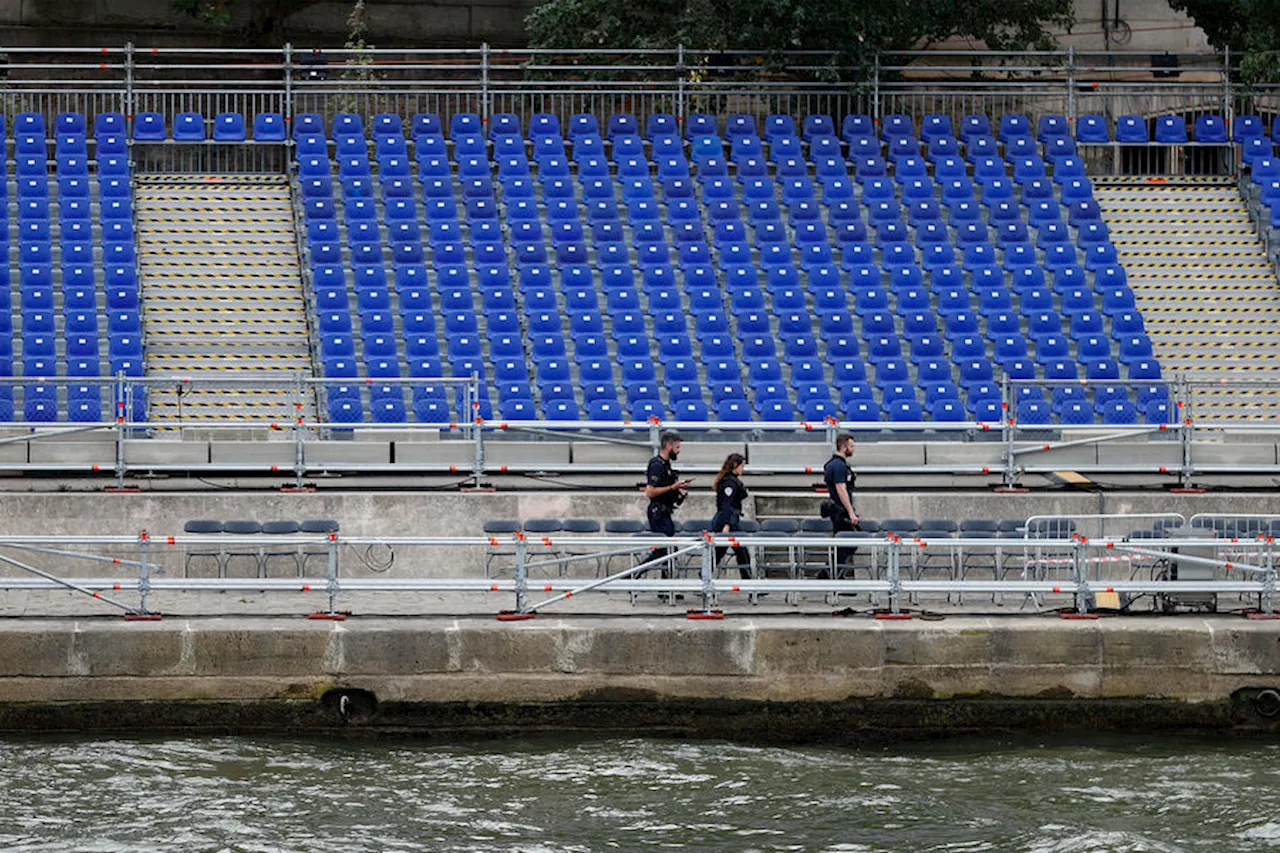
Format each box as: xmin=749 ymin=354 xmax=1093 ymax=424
xmin=172 ymin=0 xmax=327 ymax=42
xmin=341 ymin=0 xmax=381 ymax=83
xmin=172 ymin=0 xmax=235 ymax=27
xmin=1168 ymin=0 xmax=1280 ymax=83
xmin=335 ymin=0 xmax=386 ymax=114
xmin=525 ymin=0 xmax=1074 ymax=79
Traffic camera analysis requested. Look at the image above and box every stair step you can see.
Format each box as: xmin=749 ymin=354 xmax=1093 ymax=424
xmin=1099 ymin=180 xmax=1280 ymax=418
xmin=148 ymin=328 xmax=309 ymax=341
xmin=1116 ymin=248 xmax=1266 ymax=259
xmin=142 ymin=269 xmax=303 ymax=278
xmin=1097 ymin=219 xmax=1254 ymax=230
xmin=1112 ymin=238 xmax=1259 ymax=247
xmin=148 ymin=355 xmax=312 ymax=367
xmin=139 ymin=176 xmax=316 ymax=422
xmin=138 ymin=225 xmax=294 ymax=234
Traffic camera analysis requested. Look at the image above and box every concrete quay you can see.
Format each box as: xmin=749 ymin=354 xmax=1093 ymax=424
xmin=0 ymin=615 xmax=1277 ymax=739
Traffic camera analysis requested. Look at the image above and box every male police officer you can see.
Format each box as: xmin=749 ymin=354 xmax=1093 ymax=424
xmin=823 ymin=432 xmax=860 ymax=538
xmin=643 ymin=431 xmax=691 ymax=577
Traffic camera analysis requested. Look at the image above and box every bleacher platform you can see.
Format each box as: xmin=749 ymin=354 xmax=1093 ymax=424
xmin=284 ymin=108 xmax=1188 ymax=428
xmin=4 ymin=111 xmax=145 ymax=424
xmin=11 ymin=106 xmax=1262 ymax=430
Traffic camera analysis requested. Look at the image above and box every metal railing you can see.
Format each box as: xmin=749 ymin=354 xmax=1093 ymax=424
xmin=0 ymin=523 xmax=1272 ymax=620
xmin=2 ymin=373 xmax=1280 ymax=488
xmin=0 ymin=46 xmax=1268 ymax=144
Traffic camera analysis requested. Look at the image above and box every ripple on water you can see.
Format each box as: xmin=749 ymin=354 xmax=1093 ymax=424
xmin=0 ymin=734 xmax=1278 ymax=852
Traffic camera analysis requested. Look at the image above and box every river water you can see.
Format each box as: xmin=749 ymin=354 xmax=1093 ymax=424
xmin=1 ymin=734 xmax=1278 ymax=852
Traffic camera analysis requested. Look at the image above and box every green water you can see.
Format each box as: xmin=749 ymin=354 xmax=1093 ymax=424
xmin=0 ymin=734 xmax=1277 ymax=852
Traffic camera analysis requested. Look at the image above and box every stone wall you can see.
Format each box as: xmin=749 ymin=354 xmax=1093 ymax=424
xmin=0 ymin=0 xmax=537 ymax=48
xmin=0 ymin=488 xmax=1278 ymax=580
xmin=0 ymin=616 xmax=1276 ymax=737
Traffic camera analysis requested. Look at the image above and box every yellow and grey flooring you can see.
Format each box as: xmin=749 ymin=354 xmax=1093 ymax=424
xmin=136 ymin=175 xmax=316 ymax=424
xmin=1095 ymin=177 xmax=1280 ymax=419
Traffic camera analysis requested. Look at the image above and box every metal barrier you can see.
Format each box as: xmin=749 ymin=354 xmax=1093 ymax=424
xmin=0 ymin=527 xmax=1272 ymax=620
xmin=5 ymin=374 xmax=1280 ymax=487
xmin=0 ymin=46 xmax=1262 ymax=159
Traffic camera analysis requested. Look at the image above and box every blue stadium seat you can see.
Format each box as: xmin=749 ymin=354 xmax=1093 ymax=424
xmin=1115 ymin=116 xmax=1147 ymax=143
xmin=1194 ymin=115 xmax=1227 ymax=143
xmin=1098 ymin=399 xmax=1139 ymax=425
xmin=1234 ymin=115 xmax=1265 ymax=142
xmin=802 ymin=114 xmax=834 ymax=141
xmin=998 ymin=114 xmax=1031 ymax=142
xmin=1076 ymin=115 xmax=1109 ymax=143
xmin=173 ymin=112 xmax=206 ymax=141
xmin=1154 ymin=115 xmax=1188 ymax=144
xmin=133 ymin=112 xmax=165 ymax=141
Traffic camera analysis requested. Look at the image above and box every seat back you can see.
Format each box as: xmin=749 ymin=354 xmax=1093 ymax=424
xmin=184 ymin=519 xmax=223 ymax=534
xmin=223 ymin=520 xmax=262 ymax=535
xmin=263 ymin=520 xmax=301 ymax=535
xmin=759 ymin=518 xmax=800 ymax=534
xmin=604 ymin=518 xmax=646 ymax=534
xmin=800 ymin=518 xmax=834 ymax=534
xmin=483 ymin=519 xmax=521 ymax=535
xmin=881 ymin=518 xmax=920 ymax=536
xmin=523 ymin=518 xmax=563 ymax=534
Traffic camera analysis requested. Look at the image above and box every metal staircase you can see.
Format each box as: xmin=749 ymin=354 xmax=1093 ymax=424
xmin=136 ymin=175 xmax=317 ymax=424
xmin=1095 ymin=176 xmax=1280 ymax=418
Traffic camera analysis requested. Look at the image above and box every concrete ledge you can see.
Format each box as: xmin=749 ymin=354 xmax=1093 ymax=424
xmin=0 ymin=443 xmax=27 ymax=464
xmin=752 ymin=442 xmax=926 ymax=468
xmin=124 ymin=440 xmax=210 ymax=466
xmin=1013 ymin=444 xmax=1098 ymax=468
xmin=0 ymin=617 xmax=1273 ymax=699
xmin=1192 ymin=443 xmax=1278 ymax=465
xmin=1098 ymin=444 xmax=1182 ymax=468
xmin=488 ymin=442 xmax=571 ymax=467
xmin=0 ymin=616 xmax=1277 ymax=735
xmin=572 ymin=441 xmax=744 ymax=465
xmin=925 ymin=444 xmax=1003 ymax=466
xmin=28 ymin=441 xmax=116 ymax=466
xmin=304 ymin=441 xmax=391 ymax=466
xmin=209 ymin=441 xmax=296 ymax=466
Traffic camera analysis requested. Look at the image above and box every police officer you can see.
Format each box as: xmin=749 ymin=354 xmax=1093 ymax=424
xmin=823 ymin=432 xmax=860 ymax=544
xmin=711 ymin=453 xmax=751 ymax=579
xmin=643 ymin=431 xmax=691 ymax=576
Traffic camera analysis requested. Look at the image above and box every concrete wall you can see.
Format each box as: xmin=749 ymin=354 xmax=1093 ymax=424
xmin=926 ymin=0 xmax=1210 ymax=53
xmin=0 ymin=615 xmax=1276 ymax=736
xmin=2 ymin=489 xmax=1280 ymax=580
xmin=1060 ymin=0 xmax=1210 ymax=53
xmin=0 ymin=0 xmax=1211 ymax=52
xmin=0 ymin=0 xmax=537 ymax=48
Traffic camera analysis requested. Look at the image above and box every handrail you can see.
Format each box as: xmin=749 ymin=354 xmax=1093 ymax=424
xmin=0 ymin=45 xmax=1252 ymax=122
xmin=0 ymin=529 xmax=1270 ymax=619
xmin=4 ymin=373 xmax=1280 ymax=487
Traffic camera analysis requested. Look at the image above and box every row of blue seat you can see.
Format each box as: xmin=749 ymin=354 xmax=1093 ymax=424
xmin=0 ymin=125 xmax=146 ymax=424
xmin=12 ymin=108 xmax=1247 ymax=148
xmin=293 ymin=111 xmax=1156 ymax=425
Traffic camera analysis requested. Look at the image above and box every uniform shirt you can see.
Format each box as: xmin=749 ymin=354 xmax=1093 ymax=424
xmin=646 ymin=454 xmax=678 ymax=510
xmin=823 ymin=453 xmax=855 ymax=506
xmin=715 ymin=474 xmax=748 ymax=516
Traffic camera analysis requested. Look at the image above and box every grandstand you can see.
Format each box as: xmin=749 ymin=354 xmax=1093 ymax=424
xmin=2 ymin=47 xmax=1279 ymax=484
xmin=6 ymin=110 xmax=142 ymax=424
xmin=291 ymin=106 xmax=1172 ymax=427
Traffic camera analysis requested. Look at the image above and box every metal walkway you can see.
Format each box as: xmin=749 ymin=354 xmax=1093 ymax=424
xmin=136 ymin=174 xmax=317 ymax=423
xmin=1095 ymin=176 xmax=1280 ymax=419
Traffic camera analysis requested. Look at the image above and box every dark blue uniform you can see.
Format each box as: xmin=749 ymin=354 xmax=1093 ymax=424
xmin=712 ymin=473 xmax=751 ymax=578
xmin=823 ymin=454 xmax=855 ymax=525
xmin=643 ymin=454 xmax=679 ymax=577
xmin=646 ymin=454 xmax=679 ymax=536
